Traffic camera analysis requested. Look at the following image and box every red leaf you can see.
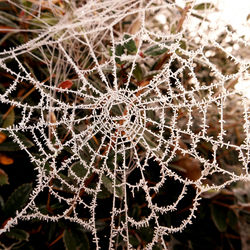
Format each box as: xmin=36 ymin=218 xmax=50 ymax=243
xmin=19 ymin=10 xmax=26 ymax=19
xmin=57 ymin=80 xmax=73 ymax=90
xmin=139 ymin=52 xmax=145 ymax=58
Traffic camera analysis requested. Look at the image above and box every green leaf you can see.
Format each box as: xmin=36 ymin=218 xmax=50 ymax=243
xmin=102 ymin=175 xmax=113 ymax=193
xmin=0 ymin=168 xmax=9 ymax=186
xmin=63 ymin=229 xmax=77 ymax=250
xmin=129 ymin=235 xmax=140 ymax=247
xmin=58 ymin=173 xmax=76 ymax=190
xmin=138 ymin=227 xmax=154 ymax=242
xmin=123 ymin=34 xmax=137 ymax=53
xmin=145 ymin=45 xmax=168 ymax=56
xmin=4 ymin=183 xmax=32 ymax=218
xmin=194 ymin=2 xmax=216 ymax=10
xmin=5 ymin=228 xmax=29 ymax=241
xmin=102 ymin=175 xmax=124 ymax=198
xmin=63 ymin=228 xmax=89 ymax=250
xmin=71 ymin=162 xmax=87 ymax=178
xmin=95 ymin=220 xmax=106 ymax=231
xmin=37 ymin=13 xmax=58 ymax=26
xmin=21 ymin=0 xmax=33 ymax=8
xmin=0 ymin=11 xmax=19 ymax=28
xmin=143 ymin=130 xmax=158 ymax=148
xmin=0 ymin=132 xmax=34 ymax=151
xmin=131 ymin=205 xmax=141 ymax=220
xmin=152 ymin=244 xmax=162 ymax=250
xmin=0 ymin=195 xmax=4 ymax=208
xmin=2 ymin=109 xmax=15 ymax=128
xmin=179 ymin=40 xmax=187 ymax=50
xmin=228 ymin=210 xmax=238 ymax=232
xmin=133 ymin=63 xmax=143 ymax=81
xmin=115 ymin=44 xmax=124 ymax=56
xmin=17 ymin=132 xmax=34 ymax=148
xmin=97 ymin=185 xmax=111 ymax=199
xmin=0 ymin=83 xmax=5 ymax=93
xmin=211 ymin=204 xmax=227 ymax=232
xmin=115 ymin=44 xmax=124 ymax=64
xmin=0 ymin=142 xmax=22 ymax=151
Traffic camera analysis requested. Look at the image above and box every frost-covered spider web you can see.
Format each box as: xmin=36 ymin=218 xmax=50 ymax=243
xmin=0 ymin=0 xmax=249 ymax=249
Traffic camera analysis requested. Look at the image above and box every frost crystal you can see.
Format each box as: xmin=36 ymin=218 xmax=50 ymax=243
xmin=0 ymin=0 xmax=249 ymax=249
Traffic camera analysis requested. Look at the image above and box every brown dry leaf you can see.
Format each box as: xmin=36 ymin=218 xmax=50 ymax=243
xmin=0 ymin=132 xmax=7 ymax=144
xmin=0 ymin=154 xmax=14 ymax=165
xmin=0 ymin=168 xmax=9 ymax=185
xmin=48 ymin=112 xmax=57 ymax=143
xmin=49 ymin=112 xmax=57 ymax=130
xmin=128 ymin=18 xmax=141 ymax=35
xmin=128 ymin=18 xmax=141 ymax=47
xmin=57 ymin=80 xmax=73 ymax=90
xmin=2 ymin=109 xmax=15 ymax=128
xmin=50 ymin=112 xmax=57 ymax=124
xmin=174 ymin=157 xmax=201 ymax=181
xmin=0 ymin=26 xmax=15 ymax=33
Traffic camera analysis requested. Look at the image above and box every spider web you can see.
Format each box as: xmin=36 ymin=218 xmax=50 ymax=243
xmin=0 ymin=0 xmax=249 ymax=249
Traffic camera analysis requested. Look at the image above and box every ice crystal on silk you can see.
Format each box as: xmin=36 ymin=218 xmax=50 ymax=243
xmin=0 ymin=0 xmax=249 ymax=249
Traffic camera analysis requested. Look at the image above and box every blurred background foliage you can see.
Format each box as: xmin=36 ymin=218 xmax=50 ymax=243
xmin=0 ymin=0 xmax=250 ymax=249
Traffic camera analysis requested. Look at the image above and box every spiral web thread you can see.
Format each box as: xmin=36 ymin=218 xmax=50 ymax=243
xmin=0 ymin=0 xmax=249 ymax=249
